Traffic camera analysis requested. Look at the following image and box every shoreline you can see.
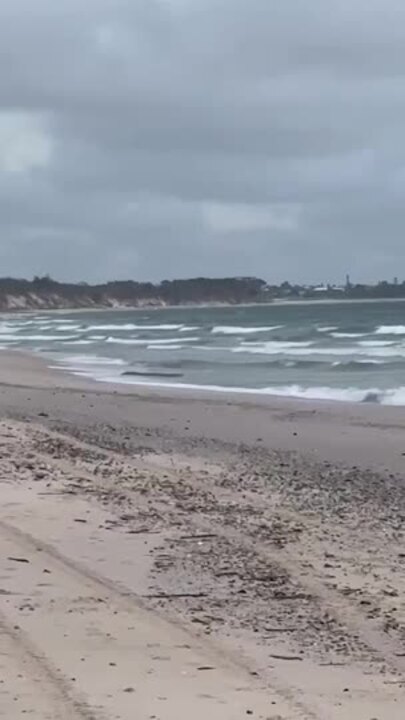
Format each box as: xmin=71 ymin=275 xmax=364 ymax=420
xmin=2 ymin=347 xmax=405 ymax=473
xmin=0 ymin=348 xmax=404 ymax=717
xmin=11 ymin=343 xmax=405 ymax=413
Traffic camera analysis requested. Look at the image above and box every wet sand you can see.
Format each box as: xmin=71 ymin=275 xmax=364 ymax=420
xmin=0 ymin=350 xmax=404 ymax=719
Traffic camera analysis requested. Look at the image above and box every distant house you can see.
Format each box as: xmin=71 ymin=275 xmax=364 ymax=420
xmin=313 ymin=285 xmax=329 ymax=292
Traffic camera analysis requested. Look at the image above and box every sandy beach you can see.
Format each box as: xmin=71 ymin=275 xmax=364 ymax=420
xmin=0 ymin=350 xmax=404 ymax=719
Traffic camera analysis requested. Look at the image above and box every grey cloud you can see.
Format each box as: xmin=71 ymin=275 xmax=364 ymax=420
xmin=0 ymin=0 xmax=405 ymax=282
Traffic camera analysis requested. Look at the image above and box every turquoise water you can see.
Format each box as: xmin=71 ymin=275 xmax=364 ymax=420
xmin=2 ymin=301 xmax=405 ymax=403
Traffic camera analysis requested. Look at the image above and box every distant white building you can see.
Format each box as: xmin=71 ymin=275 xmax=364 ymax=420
xmin=313 ymin=285 xmax=328 ymax=292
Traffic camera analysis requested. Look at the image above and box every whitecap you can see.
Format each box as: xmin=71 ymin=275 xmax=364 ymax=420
xmin=332 ymin=359 xmax=384 ymax=366
xmin=238 ymin=340 xmax=314 ymax=352
xmin=0 ymin=334 xmax=78 ymax=342
xmin=0 ymin=323 xmax=22 ymax=334
xmin=85 ymin=324 xmax=141 ymax=331
xmin=211 ymin=325 xmax=283 ymax=335
xmin=146 ymin=337 xmax=200 ymax=345
xmin=105 ymin=335 xmax=200 ymax=346
xmin=258 ymin=385 xmax=380 ymax=403
xmin=55 ymin=324 xmax=82 ymax=331
xmin=375 ymin=325 xmax=405 ymax=335
xmin=86 ymin=323 xmax=184 ymax=331
xmin=146 ymin=344 xmax=183 ymax=350
xmin=58 ymin=355 xmax=126 ymax=366
xmin=105 ymin=337 xmax=146 ymax=345
xmin=331 ymin=332 xmax=367 ymax=338
xmin=61 ymin=339 xmax=95 ymax=345
xmin=233 ymin=343 xmax=405 ymax=358
xmin=260 ymin=384 xmax=405 ymax=406
xmin=358 ymin=340 xmax=396 ymax=347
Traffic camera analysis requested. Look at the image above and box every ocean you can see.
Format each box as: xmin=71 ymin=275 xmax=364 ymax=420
xmin=2 ymin=301 xmax=405 ymax=404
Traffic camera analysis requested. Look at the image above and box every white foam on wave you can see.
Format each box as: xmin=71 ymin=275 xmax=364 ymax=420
xmin=28 ymin=323 xmax=54 ymax=330
xmin=0 ymin=334 xmax=78 ymax=342
xmin=237 ymin=340 xmax=313 ymax=353
xmin=358 ymin=340 xmax=395 ymax=347
xmin=146 ymin=337 xmax=200 ymax=345
xmin=59 ymin=354 xmax=126 ymax=366
xmin=212 ymin=325 xmax=283 ymax=335
xmin=62 ymin=339 xmax=95 ymax=345
xmin=179 ymin=326 xmax=200 ymax=332
xmin=139 ymin=324 xmax=184 ymax=330
xmin=1 ymin=320 xmax=35 ymax=328
xmin=44 ymin=318 xmax=78 ymax=325
xmin=260 ymin=385 xmax=377 ymax=402
xmin=86 ymin=323 xmax=184 ymax=331
xmin=316 ymin=326 xmax=338 ymax=333
xmin=258 ymin=384 xmax=405 ymax=406
xmin=105 ymin=337 xmax=144 ymax=345
xmin=375 ymin=325 xmax=405 ymax=335
xmin=85 ymin=324 xmax=140 ymax=331
xmin=233 ymin=343 xmax=405 ymax=358
xmin=29 ymin=334 xmax=79 ymax=341
xmin=82 ymin=374 xmax=405 ymax=406
xmin=0 ymin=322 xmax=31 ymax=334
xmin=55 ymin=324 xmax=82 ymax=331
xmin=359 ymin=346 xmax=405 ymax=358
xmin=331 ymin=332 xmax=367 ymax=338
xmin=147 ymin=344 xmax=184 ymax=350
xmin=332 ymin=359 xmax=384 ymax=366
xmin=104 ymin=336 xmax=199 ymax=346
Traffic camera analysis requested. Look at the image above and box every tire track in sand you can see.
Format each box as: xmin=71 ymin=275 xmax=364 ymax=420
xmin=0 ymin=494 xmax=307 ymax=720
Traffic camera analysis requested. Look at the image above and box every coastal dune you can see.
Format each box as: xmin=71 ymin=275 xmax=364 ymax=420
xmin=0 ymin=350 xmax=404 ymax=719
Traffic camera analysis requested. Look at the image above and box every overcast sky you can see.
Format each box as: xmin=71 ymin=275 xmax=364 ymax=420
xmin=1 ymin=0 xmax=405 ymax=284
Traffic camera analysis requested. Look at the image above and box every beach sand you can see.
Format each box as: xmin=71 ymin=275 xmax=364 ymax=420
xmin=0 ymin=350 xmax=404 ymax=719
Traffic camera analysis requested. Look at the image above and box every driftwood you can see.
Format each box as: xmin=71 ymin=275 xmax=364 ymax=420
xmin=179 ymin=534 xmax=217 ymax=541
xmin=144 ymin=592 xmax=208 ymax=600
xmin=8 ymin=557 xmax=30 ymax=564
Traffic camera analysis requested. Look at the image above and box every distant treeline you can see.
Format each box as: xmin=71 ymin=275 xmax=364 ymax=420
xmin=0 ymin=275 xmax=404 ymax=311
xmin=0 ymin=275 xmax=267 ymax=310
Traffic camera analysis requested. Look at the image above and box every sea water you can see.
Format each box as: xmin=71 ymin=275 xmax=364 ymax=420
xmin=2 ymin=301 xmax=405 ymax=404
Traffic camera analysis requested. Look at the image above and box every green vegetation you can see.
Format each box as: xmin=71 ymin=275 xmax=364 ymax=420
xmin=0 ymin=275 xmax=404 ymax=310
xmin=0 ymin=276 xmax=267 ymax=310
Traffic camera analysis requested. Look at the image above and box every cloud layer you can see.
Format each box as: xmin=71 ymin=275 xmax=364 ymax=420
xmin=1 ymin=0 xmax=405 ymax=283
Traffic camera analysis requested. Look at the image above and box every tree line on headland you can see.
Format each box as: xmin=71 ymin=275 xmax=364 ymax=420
xmin=0 ymin=276 xmax=267 ymax=310
xmin=0 ymin=275 xmax=404 ymax=310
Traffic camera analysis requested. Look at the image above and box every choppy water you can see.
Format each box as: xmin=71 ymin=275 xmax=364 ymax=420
xmin=3 ymin=301 xmax=405 ymax=404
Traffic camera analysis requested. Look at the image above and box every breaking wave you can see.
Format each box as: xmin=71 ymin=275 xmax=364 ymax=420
xmin=58 ymin=355 xmax=126 ymax=366
xmin=358 ymin=340 xmax=395 ymax=347
xmin=86 ymin=323 xmax=184 ymax=331
xmin=79 ymin=375 xmax=405 ymax=406
xmin=212 ymin=325 xmax=283 ymax=335
xmin=233 ymin=343 xmax=405 ymax=358
xmin=331 ymin=332 xmax=367 ymax=338
xmin=239 ymin=341 xmax=314 ymax=351
xmin=375 ymin=325 xmax=405 ymax=335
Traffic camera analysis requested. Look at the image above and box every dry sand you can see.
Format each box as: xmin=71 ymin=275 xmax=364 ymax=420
xmin=0 ymin=350 xmax=404 ymax=719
